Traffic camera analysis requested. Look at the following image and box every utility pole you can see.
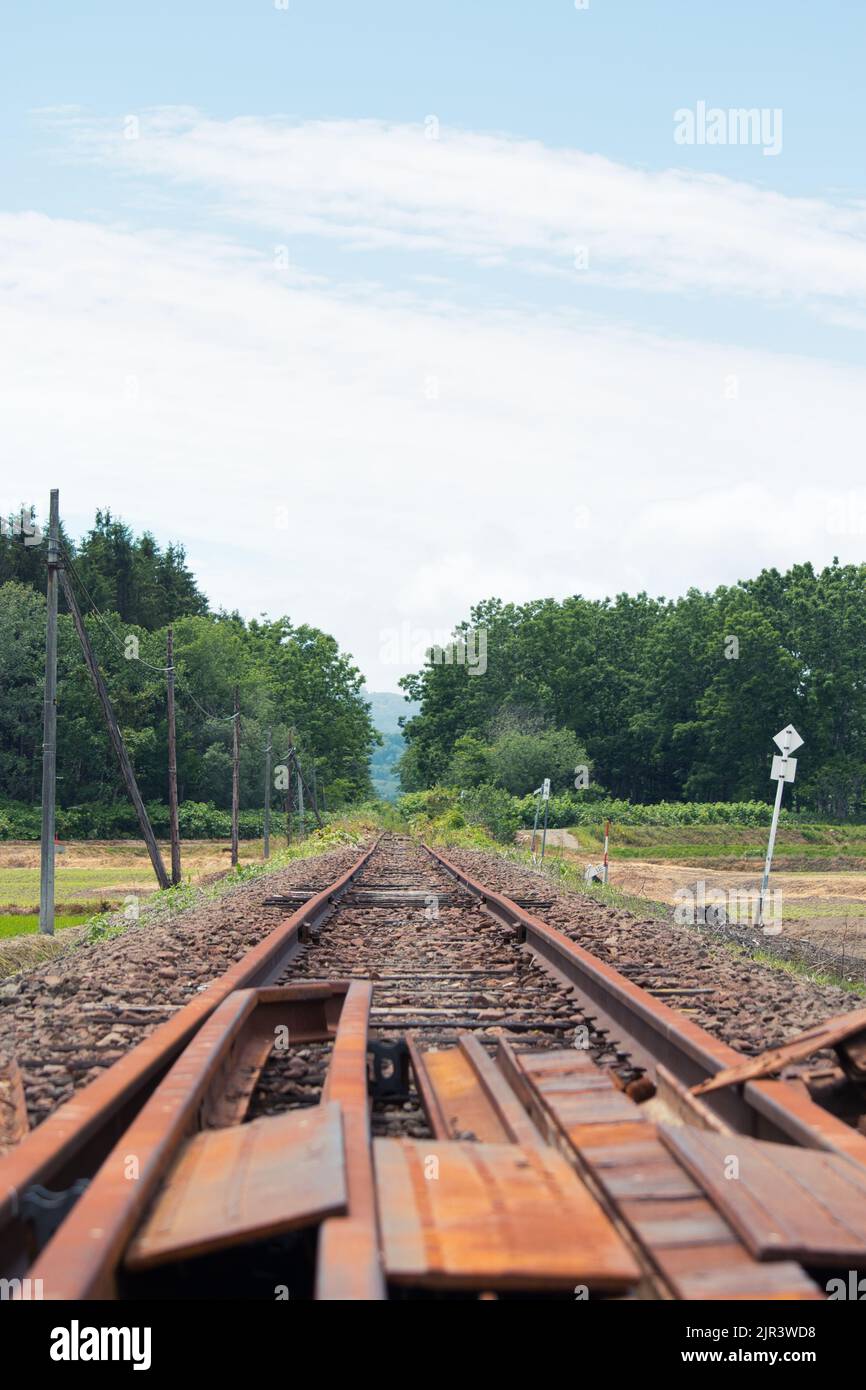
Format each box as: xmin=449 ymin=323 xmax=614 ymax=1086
xmin=231 ymin=686 xmax=240 ymax=867
xmin=291 ymin=750 xmax=324 ymax=829
xmin=39 ymin=490 xmax=60 ymax=935
xmin=166 ymin=626 xmax=181 ymax=885
xmin=263 ymin=727 xmax=272 ymax=860
xmin=286 ymin=730 xmax=294 ymax=844
xmin=59 ymin=565 xmax=169 ymax=889
xmin=297 ymin=756 xmax=305 ymax=836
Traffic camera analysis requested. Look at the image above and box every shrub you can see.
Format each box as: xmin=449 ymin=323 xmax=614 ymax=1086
xmin=461 ymin=784 xmax=521 ymax=842
xmin=490 ymin=728 xmax=588 ymax=797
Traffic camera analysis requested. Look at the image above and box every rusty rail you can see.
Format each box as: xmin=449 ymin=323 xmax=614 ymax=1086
xmin=24 ymin=981 xmax=379 ymax=1299
xmin=423 ymin=843 xmax=866 ymax=1165
xmin=5 ymin=832 xmax=866 ymax=1301
xmin=0 ymin=838 xmax=378 ymax=1279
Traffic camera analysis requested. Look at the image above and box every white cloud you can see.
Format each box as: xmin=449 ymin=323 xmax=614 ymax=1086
xmin=40 ymin=108 xmax=866 ymax=320
xmin=2 ymin=210 xmax=866 ymax=690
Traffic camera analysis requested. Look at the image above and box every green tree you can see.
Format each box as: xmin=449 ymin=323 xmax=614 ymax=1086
xmin=446 ymin=734 xmax=494 ymax=787
xmin=489 ymin=727 xmax=587 ymax=796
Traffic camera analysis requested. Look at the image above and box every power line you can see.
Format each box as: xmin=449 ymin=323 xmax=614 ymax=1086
xmin=59 ymin=543 xmax=173 ymax=673
xmin=60 ymin=541 xmax=239 ymax=722
xmin=174 ymin=683 xmax=239 ymax=726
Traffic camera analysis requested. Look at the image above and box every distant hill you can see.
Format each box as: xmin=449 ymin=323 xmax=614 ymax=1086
xmin=366 ymin=690 xmax=418 ymax=799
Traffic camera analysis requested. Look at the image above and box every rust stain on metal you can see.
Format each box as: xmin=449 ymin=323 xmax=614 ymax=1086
xmin=374 ymin=1136 xmax=642 ymax=1293
xmin=316 ymin=980 xmax=386 ymax=1300
xmin=424 ymin=843 xmax=866 ymax=1166
xmin=0 ymin=840 xmax=378 ymax=1244
xmin=126 ymin=1103 xmax=347 ymax=1269
xmin=24 ymin=982 xmax=359 ymax=1298
xmin=660 ymin=1124 xmax=866 ymax=1266
xmin=692 ymin=1006 xmax=866 ymax=1096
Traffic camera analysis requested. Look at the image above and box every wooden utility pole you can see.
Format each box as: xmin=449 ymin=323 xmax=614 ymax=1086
xmin=58 ymin=566 xmax=169 ymax=889
xmin=286 ymin=731 xmax=294 ymax=844
xmin=263 ymin=727 xmax=272 ymax=860
xmin=38 ymin=490 xmax=60 ymax=935
xmin=291 ymin=752 xmax=324 ymax=829
xmin=296 ymin=756 xmax=304 ymax=835
xmin=231 ymin=686 xmax=240 ymax=867
xmin=166 ymin=626 xmax=181 ymax=885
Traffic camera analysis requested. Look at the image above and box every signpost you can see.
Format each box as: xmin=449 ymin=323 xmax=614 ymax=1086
xmin=529 ymin=785 xmax=542 ymax=863
xmin=758 ymin=724 xmax=803 ymax=928
xmin=602 ymin=818 xmax=611 ymax=885
xmin=540 ymin=778 xmax=551 ymax=863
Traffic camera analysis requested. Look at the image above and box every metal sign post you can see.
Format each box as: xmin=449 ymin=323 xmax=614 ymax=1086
xmin=540 ymin=778 xmax=551 ymax=863
xmin=758 ymin=724 xmax=803 ymax=928
xmin=529 ymin=786 xmax=542 ymax=863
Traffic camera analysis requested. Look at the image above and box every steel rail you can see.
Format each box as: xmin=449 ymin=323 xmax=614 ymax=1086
xmin=24 ymin=981 xmax=379 ymax=1300
xmin=423 ymin=843 xmax=866 ymax=1163
xmin=315 ymin=981 xmax=386 ymax=1300
xmin=0 ymin=837 xmax=379 ymax=1279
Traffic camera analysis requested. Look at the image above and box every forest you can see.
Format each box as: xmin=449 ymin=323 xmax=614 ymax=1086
xmin=0 ymin=507 xmax=378 ymax=832
xmin=398 ymin=562 xmax=866 ymax=820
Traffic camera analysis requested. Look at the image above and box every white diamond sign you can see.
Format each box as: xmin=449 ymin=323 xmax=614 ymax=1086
xmin=772 ymin=724 xmax=803 ymax=755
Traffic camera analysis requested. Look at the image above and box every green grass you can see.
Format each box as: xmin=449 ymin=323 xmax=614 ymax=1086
xmin=0 ymin=913 xmax=89 ymax=938
xmin=780 ymin=901 xmax=866 ymax=920
xmin=747 ymin=948 xmax=866 ymax=997
xmin=0 ymin=866 xmax=156 ymax=909
xmin=565 ymin=822 xmax=866 ymax=862
xmin=82 ymin=815 xmax=379 ymax=945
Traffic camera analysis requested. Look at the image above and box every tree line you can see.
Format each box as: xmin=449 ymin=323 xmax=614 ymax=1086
xmin=0 ymin=506 xmax=377 ymax=821
xmin=398 ymin=561 xmax=866 ymax=819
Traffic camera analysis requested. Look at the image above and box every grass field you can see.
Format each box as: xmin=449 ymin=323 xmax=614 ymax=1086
xmin=525 ymin=822 xmax=866 ymax=964
xmin=0 ymin=814 xmax=378 ymax=969
xmin=0 ymin=914 xmax=89 ymax=938
xmin=0 ymin=839 xmax=268 ymax=924
xmin=563 ymin=822 xmax=866 ymax=867
xmin=0 ymin=867 xmax=158 ymax=909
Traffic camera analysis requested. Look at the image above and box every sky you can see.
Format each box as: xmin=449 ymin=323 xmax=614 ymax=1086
xmin=2 ymin=1 xmax=866 ymax=691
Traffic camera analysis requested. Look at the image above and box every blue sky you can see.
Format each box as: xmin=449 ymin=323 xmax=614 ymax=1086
xmin=2 ymin=1 xmax=866 ymax=688
xmin=5 ymin=2 xmax=862 ymax=191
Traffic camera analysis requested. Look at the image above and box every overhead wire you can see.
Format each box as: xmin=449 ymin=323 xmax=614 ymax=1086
xmin=60 ymin=540 xmax=239 ymax=722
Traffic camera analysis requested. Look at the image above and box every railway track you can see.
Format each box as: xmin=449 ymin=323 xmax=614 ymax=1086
xmin=4 ymin=832 xmax=866 ymax=1301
